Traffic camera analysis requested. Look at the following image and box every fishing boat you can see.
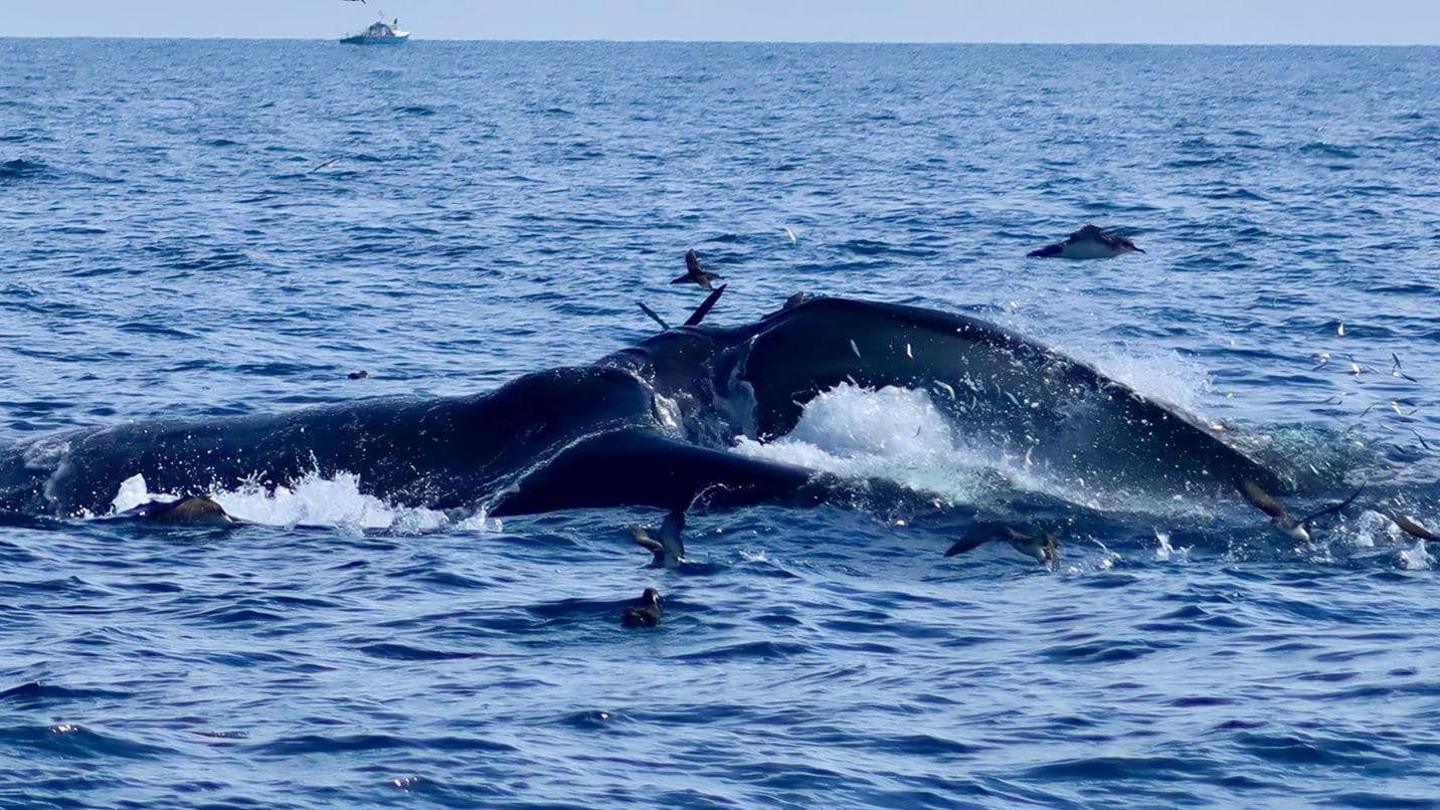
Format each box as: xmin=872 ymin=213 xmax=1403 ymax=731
xmin=341 ymin=18 xmax=410 ymax=45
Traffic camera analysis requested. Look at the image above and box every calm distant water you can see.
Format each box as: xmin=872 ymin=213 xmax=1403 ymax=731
xmin=2 ymin=39 xmax=1439 ymax=809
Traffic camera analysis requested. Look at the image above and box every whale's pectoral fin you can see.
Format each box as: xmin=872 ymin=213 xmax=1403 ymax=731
xmin=490 ymin=430 xmax=815 ymax=517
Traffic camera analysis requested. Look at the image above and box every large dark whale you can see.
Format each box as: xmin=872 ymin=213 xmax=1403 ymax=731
xmin=0 ymin=296 xmax=1293 ymax=528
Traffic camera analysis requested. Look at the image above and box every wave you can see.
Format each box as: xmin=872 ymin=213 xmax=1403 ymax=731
xmin=1299 ymin=141 xmax=1360 ymax=159
xmin=0 ymin=158 xmax=50 ymax=181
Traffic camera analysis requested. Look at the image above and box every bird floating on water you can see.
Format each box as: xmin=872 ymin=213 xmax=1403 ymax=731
xmin=620 ymin=588 xmax=663 ymax=628
xmin=1027 ymin=225 xmax=1144 ymax=260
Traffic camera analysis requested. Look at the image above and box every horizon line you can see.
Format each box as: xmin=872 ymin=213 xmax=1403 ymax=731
xmin=2 ymin=35 xmax=1438 ymax=48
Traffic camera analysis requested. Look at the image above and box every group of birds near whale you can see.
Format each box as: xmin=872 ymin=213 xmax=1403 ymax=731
xmin=5 ymin=225 xmax=1434 ymax=629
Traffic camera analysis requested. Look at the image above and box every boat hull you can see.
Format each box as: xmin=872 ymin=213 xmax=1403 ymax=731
xmin=340 ymin=33 xmax=410 ymax=45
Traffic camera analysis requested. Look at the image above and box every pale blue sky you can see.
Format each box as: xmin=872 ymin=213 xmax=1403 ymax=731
xmin=9 ymin=0 xmax=1440 ymax=43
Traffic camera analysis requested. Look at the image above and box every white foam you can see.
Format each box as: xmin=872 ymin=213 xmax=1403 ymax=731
xmin=731 ymin=383 xmax=1219 ymax=518
xmin=105 ymin=471 xmax=500 ymax=534
xmin=1153 ymin=530 xmax=1190 ymax=563
xmin=1400 ymin=537 xmax=1434 ymax=571
xmin=1092 ymin=538 xmax=1121 ymax=570
xmin=111 ymin=474 xmax=175 ymax=513
xmin=732 ymin=383 xmax=995 ymax=504
xmin=1349 ymin=510 xmax=1402 ymax=549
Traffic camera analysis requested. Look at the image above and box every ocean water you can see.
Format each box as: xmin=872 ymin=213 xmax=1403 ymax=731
xmin=2 ymin=39 xmax=1439 ymax=808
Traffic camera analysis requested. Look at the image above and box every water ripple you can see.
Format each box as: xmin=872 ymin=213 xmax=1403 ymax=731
xmin=0 ymin=39 xmax=1438 ymax=809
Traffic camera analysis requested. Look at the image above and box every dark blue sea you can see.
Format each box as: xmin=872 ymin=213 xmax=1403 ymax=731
xmin=2 ymin=39 xmax=1439 ymax=808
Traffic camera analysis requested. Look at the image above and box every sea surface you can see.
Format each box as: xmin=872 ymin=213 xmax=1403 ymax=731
xmin=2 ymin=39 xmax=1439 ymax=808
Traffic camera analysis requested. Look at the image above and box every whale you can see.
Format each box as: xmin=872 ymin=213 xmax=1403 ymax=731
xmin=0 ymin=295 xmax=1295 ymax=530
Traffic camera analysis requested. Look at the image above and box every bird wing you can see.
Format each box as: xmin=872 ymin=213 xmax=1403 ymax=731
xmin=631 ymin=528 xmax=663 ymax=553
xmin=1239 ymin=479 xmax=1290 ymax=522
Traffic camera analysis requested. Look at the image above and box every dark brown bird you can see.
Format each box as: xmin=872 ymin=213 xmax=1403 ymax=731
xmin=945 ymin=523 xmax=1060 ymax=566
xmin=347 ymin=370 xmax=369 ymax=380
xmin=620 ymin=588 xmax=662 ymax=628
xmin=671 ymin=249 xmax=721 ymax=290
xmin=122 ymin=496 xmax=235 ymax=526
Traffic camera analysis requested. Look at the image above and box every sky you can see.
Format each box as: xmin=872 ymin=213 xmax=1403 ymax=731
xmin=8 ymin=0 xmax=1440 ymax=44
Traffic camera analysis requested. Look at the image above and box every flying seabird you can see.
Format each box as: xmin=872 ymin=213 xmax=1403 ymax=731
xmin=1027 ymin=225 xmax=1144 ymax=260
xmin=671 ymin=249 xmax=721 ymax=290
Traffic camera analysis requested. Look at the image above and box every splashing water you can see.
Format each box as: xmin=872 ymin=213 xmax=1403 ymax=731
xmin=1154 ymin=530 xmax=1191 ymax=563
xmin=731 ymin=383 xmax=1228 ymax=522
xmin=1399 ymin=537 xmax=1434 ymax=571
xmin=1348 ymin=510 xmax=1404 ymax=549
xmin=732 ymin=383 xmax=995 ymax=503
xmin=106 ymin=472 xmax=500 ymax=534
